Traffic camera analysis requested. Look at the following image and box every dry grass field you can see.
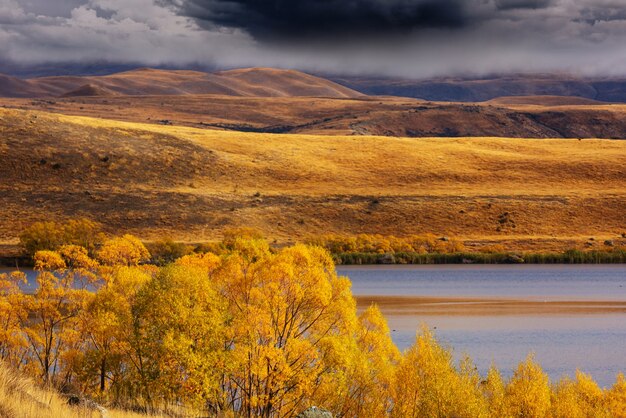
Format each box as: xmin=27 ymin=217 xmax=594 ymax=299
xmin=0 ymin=362 xmax=169 ymax=418
xmin=3 ymin=92 xmax=626 ymax=139
xmin=4 ymin=68 xmax=626 ymax=140
xmin=1 ymin=107 xmax=624 ymax=253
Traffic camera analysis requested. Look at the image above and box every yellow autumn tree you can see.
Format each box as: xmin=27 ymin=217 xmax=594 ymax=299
xmin=97 ymin=234 xmax=150 ymax=267
xmin=129 ymin=264 xmax=228 ymax=411
xmin=213 ymin=240 xmax=356 ymax=417
xmin=606 ymin=373 xmax=626 ymax=417
xmin=504 ymin=354 xmax=552 ymax=417
xmin=19 ymin=218 xmax=103 ymax=257
xmin=391 ymin=326 xmax=488 ymax=418
xmin=482 ymin=365 xmax=507 ymax=417
xmin=551 ymin=371 xmax=610 ymax=418
xmin=571 ymin=370 xmax=609 ymax=416
xmin=22 ymin=250 xmax=92 ymax=384
xmin=75 ymin=265 xmax=152 ymax=400
xmin=0 ymin=271 xmax=28 ymax=366
xmin=57 ymin=244 xmax=99 ymax=288
xmin=175 ymin=251 xmax=222 ymax=272
xmin=61 ymin=218 xmax=105 ymax=255
xmin=319 ymin=304 xmax=399 ymax=418
xmin=19 ymin=222 xmax=64 ymax=256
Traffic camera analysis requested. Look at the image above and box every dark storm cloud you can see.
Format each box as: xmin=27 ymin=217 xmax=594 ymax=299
xmin=577 ymin=5 xmax=626 ymax=25
xmin=495 ymin=0 xmax=551 ymax=11
xmin=2 ymin=0 xmax=626 ymax=78
xmin=166 ymin=0 xmax=469 ymax=40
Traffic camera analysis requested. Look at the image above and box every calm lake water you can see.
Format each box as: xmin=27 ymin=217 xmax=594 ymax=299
xmin=337 ymin=264 xmax=626 ymax=387
xmin=1 ymin=268 xmax=41 ymax=293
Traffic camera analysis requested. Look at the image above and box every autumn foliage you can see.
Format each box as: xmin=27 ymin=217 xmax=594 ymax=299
xmin=307 ymin=233 xmax=466 ymax=255
xmin=19 ymin=218 xmax=105 ymax=257
xmin=2 ymin=232 xmax=626 ymax=417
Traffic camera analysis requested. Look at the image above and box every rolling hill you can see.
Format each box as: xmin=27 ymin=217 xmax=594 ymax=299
xmin=1 ymin=107 xmax=624 ymax=252
xmin=0 ymin=74 xmax=46 ymax=97
xmin=60 ymin=83 xmax=120 ymax=98
xmin=4 ymin=93 xmax=626 ymax=138
xmin=0 ymin=67 xmax=363 ymax=98
xmin=3 ymin=67 xmax=626 ymax=139
xmin=485 ymin=95 xmax=605 ymax=106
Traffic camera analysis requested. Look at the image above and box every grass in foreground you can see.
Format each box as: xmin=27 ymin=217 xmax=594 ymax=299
xmin=0 ymin=361 xmax=166 ymax=418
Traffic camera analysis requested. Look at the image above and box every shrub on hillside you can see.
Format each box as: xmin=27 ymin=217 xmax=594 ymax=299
xmin=19 ymin=218 xmax=104 ymax=257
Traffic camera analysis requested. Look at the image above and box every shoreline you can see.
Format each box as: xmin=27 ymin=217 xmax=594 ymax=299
xmin=333 ymin=250 xmax=626 ymax=265
xmin=2 ymin=238 xmax=625 ymax=267
xmin=356 ymin=295 xmax=626 ymax=316
xmin=2 ymin=250 xmax=626 ymax=268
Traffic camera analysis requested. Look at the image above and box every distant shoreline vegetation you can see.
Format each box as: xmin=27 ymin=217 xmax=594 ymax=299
xmin=4 ymin=249 xmax=625 ymax=268
xmin=309 ymin=234 xmax=626 ymax=265
xmin=331 ymin=250 xmax=626 ymax=265
xmin=2 ymin=220 xmax=624 ymax=267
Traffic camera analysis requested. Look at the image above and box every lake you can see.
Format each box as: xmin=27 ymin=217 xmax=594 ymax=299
xmin=337 ymin=264 xmax=626 ymax=388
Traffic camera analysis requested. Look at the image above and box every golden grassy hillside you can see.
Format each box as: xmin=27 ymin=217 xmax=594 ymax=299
xmin=4 ymin=93 xmax=626 ymax=138
xmin=0 ymin=362 xmax=164 ymax=418
xmin=486 ymin=95 xmax=605 ymax=106
xmin=0 ymin=107 xmax=624 ymax=251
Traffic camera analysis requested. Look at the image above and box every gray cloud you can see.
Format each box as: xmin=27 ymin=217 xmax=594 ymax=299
xmin=578 ymin=4 xmax=626 ymax=25
xmin=0 ymin=0 xmax=625 ymax=78
xmin=18 ymin=0 xmax=86 ymax=17
xmin=164 ymin=0 xmax=469 ymax=40
xmin=495 ymin=0 xmax=552 ymax=11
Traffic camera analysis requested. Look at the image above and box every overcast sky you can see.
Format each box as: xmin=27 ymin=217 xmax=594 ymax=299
xmin=1 ymin=0 xmax=626 ymax=78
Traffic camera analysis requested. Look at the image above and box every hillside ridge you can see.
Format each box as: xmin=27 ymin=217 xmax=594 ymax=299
xmin=0 ymin=67 xmax=363 ymax=99
xmin=0 ymin=107 xmax=624 ymax=252
xmin=4 ymin=93 xmax=626 ymax=138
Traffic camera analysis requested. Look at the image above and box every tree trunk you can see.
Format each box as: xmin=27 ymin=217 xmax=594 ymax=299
xmin=100 ymin=357 xmax=106 ymax=392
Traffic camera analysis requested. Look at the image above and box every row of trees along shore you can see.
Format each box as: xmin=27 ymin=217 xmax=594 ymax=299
xmin=307 ymin=234 xmax=626 ymax=264
xmin=1 ymin=220 xmax=626 ymax=416
xmin=14 ymin=219 xmax=626 ymax=267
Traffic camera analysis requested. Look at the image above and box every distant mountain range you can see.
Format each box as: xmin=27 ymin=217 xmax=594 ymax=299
xmin=2 ymin=66 xmax=626 ymax=103
xmin=329 ymin=74 xmax=626 ymax=103
xmin=0 ymin=67 xmax=362 ymax=99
